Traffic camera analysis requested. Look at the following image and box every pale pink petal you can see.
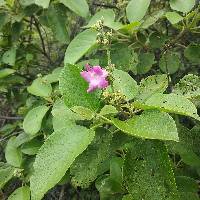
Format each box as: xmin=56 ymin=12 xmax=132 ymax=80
xmin=98 ymin=79 xmax=109 ymax=88
xmin=80 ymin=71 xmax=92 ymax=82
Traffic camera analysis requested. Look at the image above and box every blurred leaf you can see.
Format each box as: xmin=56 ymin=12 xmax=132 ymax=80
xmin=35 ymin=0 xmax=50 ymax=8
xmin=30 ymin=124 xmax=95 ymax=200
xmin=59 ymin=0 xmax=89 ymax=18
xmin=71 ymin=106 xmax=94 ymax=120
xmin=41 ymin=4 xmax=69 ymax=43
xmin=112 ymin=110 xmax=179 ymax=141
xmin=59 ymin=64 xmax=100 ymax=110
xmin=0 ymin=68 xmax=15 ymax=79
xmin=0 ymin=162 xmax=15 ymax=189
xmin=126 ymin=0 xmax=151 ymax=22
xmin=2 ymin=48 xmax=16 ymax=66
xmin=136 ymin=52 xmax=155 ymax=74
xmin=64 ymin=29 xmax=97 ymax=64
xmin=169 ymin=0 xmax=195 ymax=13
xmin=112 ymin=69 xmax=138 ymax=101
xmin=23 ymin=105 xmax=49 ymax=135
xmin=5 ymin=137 xmax=22 ymax=168
xmin=8 ymin=186 xmax=30 ymax=200
xmin=165 ymin=12 xmax=183 ymax=24
xmin=42 ymin=67 xmax=62 ymax=84
xmin=21 ymin=139 xmax=43 ymax=155
xmin=27 ymin=77 xmax=52 ymax=97
xmin=159 ymin=52 xmax=181 ymax=74
xmin=184 ymin=44 xmax=200 ymax=64
xmin=99 ymin=105 xmax=118 ymax=116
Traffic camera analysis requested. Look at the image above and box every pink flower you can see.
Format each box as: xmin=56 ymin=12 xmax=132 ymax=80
xmin=80 ymin=64 xmax=109 ymax=93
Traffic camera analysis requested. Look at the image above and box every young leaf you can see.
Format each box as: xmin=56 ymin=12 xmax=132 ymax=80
xmin=23 ymin=105 xmax=49 ymax=135
xmin=99 ymin=105 xmax=118 ymax=116
xmin=2 ymin=48 xmax=16 ymax=66
xmin=21 ymin=139 xmax=43 ymax=155
xmin=165 ymin=12 xmax=183 ymax=24
xmin=27 ymin=77 xmax=52 ymax=97
xmin=126 ymin=0 xmax=151 ymax=22
xmin=64 ymin=29 xmax=97 ymax=64
xmin=112 ymin=110 xmax=179 ymax=141
xmin=134 ymin=93 xmax=199 ymax=120
xmin=169 ymin=0 xmax=195 ymax=13
xmin=85 ymin=9 xmax=123 ymax=30
xmin=5 ymin=137 xmax=22 ymax=168
xmin=71 ymin=106 xmax=95 ymax=120
xmin=112 ymin=69 xmax=138 ymax=101
xmin=0 ymin=162 xmax=15 ymax=189
xmin=123 ymin=140 xmax=179 ymax=199
xmin=59 ymin=0 xmax=89 ymax=18
xmin=30 ymin=124 xmax=95 ymax=200
xmin=8 ymin=186 xmax=30 ymax=200
xmin=59 ymin=64 xmax=100 ymax=110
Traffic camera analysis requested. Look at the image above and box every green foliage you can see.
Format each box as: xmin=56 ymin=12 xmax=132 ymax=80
xmin=123 ymin=140 xmax=179 ymax=200
xmin=23 ymin=105 xmax=49 ymax=135
xmin=0 ymin=0 xmax=200 ymax=199
xmin=8 ymin=186 xmax=30 ymax=200
xmin=112 ymin=110 xmax=179 ymax=141
xmin=30 ymin=124 xmax=95 ymax=200
xmin=126 ymin=0 xmax=151 ymax=22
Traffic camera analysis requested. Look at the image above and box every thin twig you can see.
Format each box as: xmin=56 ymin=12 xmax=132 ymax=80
xmin=0 ymin=116 xmax=23 ymax=120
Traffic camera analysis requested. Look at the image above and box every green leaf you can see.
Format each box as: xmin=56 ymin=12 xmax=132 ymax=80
xmin=141 ymin=10 xmax=166 ymax=29
xmin=2 ymin=48 xmax=16 ymax=66
xmin=173 ymin=74 xmax=200 ymax=99
xmin=126 ymin=0 xmax=151 ymax=22
xmin=136 ymin=52 xmax=155 ymax=74
xmin=0 ymin=12 xmax=9 ymax=31
xmin=0 ymin=162 xmax=15 ymax=189
xmin=42 ymin=67 xmax=62 ymax=84
xmin=123 ymin=140 xmax=179 ymax=200
xmin=64 ymin=29 xmax=97 ymax=64
xmin=21 ymin=139 xmax=43 ymax=155
xmin=59 ymin=0 xmax=89 ymax=18
xmin=165 ymin=12 xmax=183 ymax=24
xmin=51 ymin=99 xmax=80 ymax=131
xmin=23 ymin=105 xmax=49 ymax=135
xmin=41 ymin=4 xmax=69 ymax=44
xmin=159 ymin=52 xmax=181 ymax=74
xmin=136 ymin=74 xmax=168 ymax=102
xmin=27 ymin=77 xmax=52 ymax=97
xmin=71 ymin=106 xmax=95 ymax=120
xmin=8 ymin=186 xmax=30 ymax=200
xmin=176 ymin=176 xmax=199 ymax=199
xmin=112 ymin=69 xmax=138 ymax=101
xmin=30 ymin=124 xmax=95 ymax=200
xmin=34 ymin=0 xmax=50 ymax=8
xmin=99 ymin=105 xmax=118 ymax=116
xmin=59 ymin=64 xmax=100 ymax=110
xmin=70 ymin=128 xmax=113 ymax=188
xmin=149 ymin=32 xmax=167 ymax=49
xmin=0 ymin=68 xmax=15 ymax=79
xmin=85 ymin=9 xmax=123 ymax=30
xmin=5 ymin=137 xmax=22 ymax=168
xmin=134 ymin=93 xmax=199 ymax=120
xmin=112 ymin=110 xmax=179 ymax=141
xmin=184 ymin=44 xmax=200 ymax=64
xmin=170 ymin=0 xmax=195 ymax=13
